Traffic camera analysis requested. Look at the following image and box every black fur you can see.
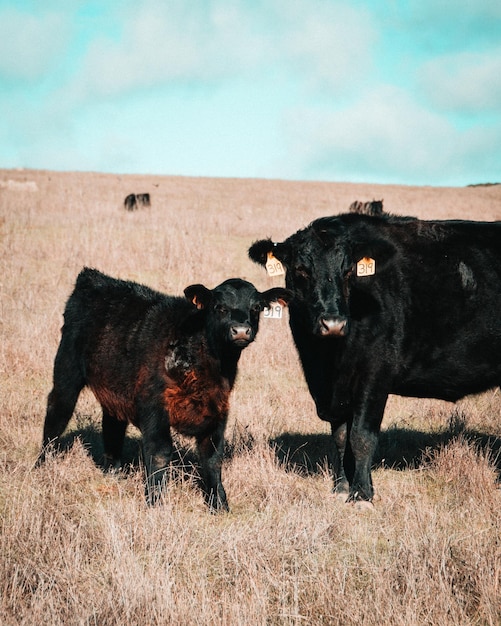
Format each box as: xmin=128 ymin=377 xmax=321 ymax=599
xmin=39 ymin=268 xmax=291 ymax=511
xmin=249 ymin=213 xmax=501 ymax=503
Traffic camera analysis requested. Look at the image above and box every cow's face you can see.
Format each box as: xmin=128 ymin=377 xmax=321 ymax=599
xmin=249 ymin=217 xmax=396 ymax=338
xmin=184 ymin=279 xmax=292 ymax=348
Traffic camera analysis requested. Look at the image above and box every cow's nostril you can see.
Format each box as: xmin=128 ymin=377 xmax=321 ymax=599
xmin=230 ymin=325 xmax=252 ymax=341
xmin=319 ymin=318 xmax=348 ymax=337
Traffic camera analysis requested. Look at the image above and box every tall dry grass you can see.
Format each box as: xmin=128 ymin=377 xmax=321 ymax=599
xmin=0 ymin=169 xmax=500 ymax=625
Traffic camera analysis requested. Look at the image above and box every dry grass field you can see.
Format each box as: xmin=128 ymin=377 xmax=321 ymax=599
xmin=1 ymin=169 xmax=500 ymax=625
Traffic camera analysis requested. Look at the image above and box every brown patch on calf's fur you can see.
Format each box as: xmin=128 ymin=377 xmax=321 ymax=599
xmin=91 ymin=385 xmax=134 ymax=423
xmin=164 ymin=367 xmax=230 ymax=437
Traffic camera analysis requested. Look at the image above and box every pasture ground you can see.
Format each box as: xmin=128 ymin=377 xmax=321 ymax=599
xmin=1 ymin=169 xmax=500 ymax=625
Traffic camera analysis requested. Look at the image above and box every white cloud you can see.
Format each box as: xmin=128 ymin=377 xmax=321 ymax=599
xmin=68 ymin=0 xmax=376 ymax=100
xmin=419 ymin=50 xmax=501 ymax=114
xmin=276 ymin=0 xmax=376 ymax=92
xmin=284 ymin=85 xmax=501 ymax=184
xmin=0 ymin=8 xmax=69 ymax=81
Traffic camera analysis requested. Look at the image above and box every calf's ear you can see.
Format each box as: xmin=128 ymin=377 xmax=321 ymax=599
xmin=260 ymin=287 xmax=294 ymax=308
xmin=184 ymin=284 xmax=213 ymax=310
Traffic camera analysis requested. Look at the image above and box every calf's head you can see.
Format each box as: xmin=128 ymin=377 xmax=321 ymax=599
xmin=248 ymin=216 xmax=396 ymax=338
xmin=184 ymin=278 xmax=292 ymax=348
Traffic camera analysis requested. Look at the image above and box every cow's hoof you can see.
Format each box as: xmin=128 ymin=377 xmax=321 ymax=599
xmin=333 ymin=490 xmax=350 ymax=503
xmin=352 ymin=499 xmax=374 ymax=511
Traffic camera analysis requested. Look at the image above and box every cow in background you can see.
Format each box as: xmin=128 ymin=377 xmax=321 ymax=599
xmin=249 ymin=214 xmax=501 ymax=505
xmin=349 ymin=199 xmax=384 ymax=216
xmin=38 ymin=268 xmax=291 ymax=511
xmin=124 ymin=193 xmax=151 ymax=211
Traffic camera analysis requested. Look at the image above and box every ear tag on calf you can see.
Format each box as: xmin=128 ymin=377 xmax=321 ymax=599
xmin=266 ymin=252 xmax=285 ymax=277
xmin=356 ymin=257 xmax=376 ymax=277
xmin=263 ymin=302 xmax=283 ymax=320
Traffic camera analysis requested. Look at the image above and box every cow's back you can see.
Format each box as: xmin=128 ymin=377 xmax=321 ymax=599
xmin=62 ymin=268 xmax=192 ymax=382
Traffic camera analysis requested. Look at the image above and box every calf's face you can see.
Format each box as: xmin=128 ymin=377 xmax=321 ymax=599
xmin=184 ymin=278 xmax=292 ymax=348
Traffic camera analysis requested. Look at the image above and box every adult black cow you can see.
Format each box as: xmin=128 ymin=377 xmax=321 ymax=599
xmin=348 ymin=199 xmax=384 ymax=216
xmin=249 ymin=213 xmax=501 ymax=504
xmin=124 ymin=193 xmax=150 ymax=211
xmin=38 ymin=268 xmax=291 ymax=511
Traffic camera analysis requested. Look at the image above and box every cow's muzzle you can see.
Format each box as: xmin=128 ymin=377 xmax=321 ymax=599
xmin=229 ymin=324 xmax=253 ymax=346
xmin=318 ymin=317 xmax=349 ymax=337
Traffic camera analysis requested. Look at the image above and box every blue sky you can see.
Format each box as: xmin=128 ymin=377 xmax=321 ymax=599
xmin=0 ymin=0 xmax=500 ymax=186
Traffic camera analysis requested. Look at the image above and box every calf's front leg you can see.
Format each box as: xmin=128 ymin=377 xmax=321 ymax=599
xmin=139 ymin=405 xmax=174 ymax=505
xmin=197 ymin=420 xmax=229 ymax=513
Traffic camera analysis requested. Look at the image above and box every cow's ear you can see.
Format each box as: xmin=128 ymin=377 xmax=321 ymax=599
xmin=260 ymin=287 xmax=294 ymax=307
xmin=184 ymin=284 xmax=213 ymax=310
xmin=352 ymin=238 xmax=397 ymax=273
xmin=248 ymin=239 xmax=291 ymax=267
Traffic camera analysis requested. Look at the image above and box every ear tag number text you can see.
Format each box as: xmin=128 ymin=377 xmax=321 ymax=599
xmin=263 ymin=303 xmax=283 ymax=320
xmin=266 ymin=252 xmax=285 ymax=277
xmin=356 ymin=257 xmax=376 ymax=277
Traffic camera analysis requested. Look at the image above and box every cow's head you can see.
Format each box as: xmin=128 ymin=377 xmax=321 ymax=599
xmin=248 ymin=215 xmax=396 ymax=338
xmin=184 ymin=278 xmax=292 ymax=348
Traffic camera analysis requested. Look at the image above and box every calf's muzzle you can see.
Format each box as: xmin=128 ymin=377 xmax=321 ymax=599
xmin=230 ymin=324 xmax=253 ymax=346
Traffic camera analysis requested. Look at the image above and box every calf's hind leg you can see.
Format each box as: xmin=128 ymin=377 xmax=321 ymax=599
xmin=38 ymin=339 xmax=85 ymax=463
xmin=102 ymin=409 xmax=128 ymax=471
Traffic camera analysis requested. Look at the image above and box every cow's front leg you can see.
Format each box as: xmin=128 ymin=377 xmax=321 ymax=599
xmin=318 ymin=399 xmax=352 ymax=501
xmin=348 ymin=390 xmax=388 ymax=503
xmin=140 ymin=406 xmax=174 ymax=505
xmin=196 ymin=420 xmax=229 ymax=513
xmin=330 ymin=422 xmax=351 ymax=500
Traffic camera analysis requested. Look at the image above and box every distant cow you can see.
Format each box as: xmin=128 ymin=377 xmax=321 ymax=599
xmin=349 ymin=199 xmax=384 ymax=216
xmin=124 ymin=193 xmax=150 ymax=211
xmin=249 ymin=214 xmax=501 ymax=505
xmin=38 ymin=268 xmax=291 ymax=511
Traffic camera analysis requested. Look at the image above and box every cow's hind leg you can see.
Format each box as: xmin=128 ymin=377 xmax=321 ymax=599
xmin=102 ymin=409 xmax=128 ymax=471
xmin=197 ymin=420 xmax=229 ymax=513
xmin=38 ymin=340 xmax=85 ymax=463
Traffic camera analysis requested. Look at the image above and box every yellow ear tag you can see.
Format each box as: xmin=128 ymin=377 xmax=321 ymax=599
xmin=356 ymin=257 xmax=376 ymax=277
xmin=266 ymin=251 xmax=285 ymax=277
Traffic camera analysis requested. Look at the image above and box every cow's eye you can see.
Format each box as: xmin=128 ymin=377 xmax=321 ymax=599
xmin=215 ymin=304 xmax=228 ymax=315
xmin=294 ymin=266 xmax=310 ymax=280
xmin=251 ymin=303 xmax=262 ymax=313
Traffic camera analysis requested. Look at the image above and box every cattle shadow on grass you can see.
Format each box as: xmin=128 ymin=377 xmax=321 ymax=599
xmin=53 ymin=413 xmax=256 ymax=486
xmin=54 ymin=413 xmax=203 ymax=486
xmin=271 ymin=420 xmax=501 ymax=479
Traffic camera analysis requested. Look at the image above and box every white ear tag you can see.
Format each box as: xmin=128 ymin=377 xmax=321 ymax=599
xmin=263 ymin=302 xmax=283 ymax=320
xmin=356 ymin=257 xmax=376 ymax=277
xmin=266 ymin=252 xmax=285 ymax=277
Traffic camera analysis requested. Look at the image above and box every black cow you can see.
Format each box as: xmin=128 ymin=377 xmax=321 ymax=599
xmin=124 ymin=193 xmax=150 ymax=211
xmin=39 ymin=268 xmax=291 ymax=511
xmin=249 ymin=214 xmax=501 ymax=504
xmin=348 ymin=199 xmax=384 ymax=216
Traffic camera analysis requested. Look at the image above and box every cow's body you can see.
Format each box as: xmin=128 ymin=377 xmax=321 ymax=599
xmin=124 ymin=193 xmax=150 ymax=211
xmin=40 ymin=268 xmax=290 ymax=510
xmin=249 ymin=214 xmax=501 ymax=503
xmin=348 ymin=199 xmax=384 ymax=216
